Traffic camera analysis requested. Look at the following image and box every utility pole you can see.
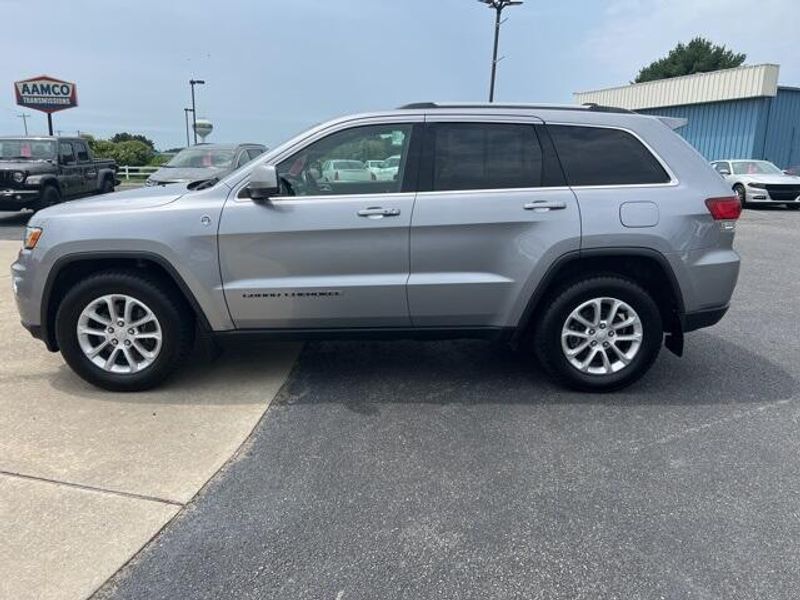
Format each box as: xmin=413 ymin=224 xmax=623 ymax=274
xmin=189 ymin=79 xmax=205 ymax=145
xmin=478 ymin=0 xmax=523 ymax=102
xmin=183 ymin=108 xmax=194 ymax=147
xmin=17 ymin=113 xmax=30 ymax=135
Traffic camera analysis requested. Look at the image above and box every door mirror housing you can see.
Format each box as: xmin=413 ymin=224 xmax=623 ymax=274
xmin=248 ymin=164 xmax=279 ymax=200
xmin=718 ymin=168 xmax=730 ymax=176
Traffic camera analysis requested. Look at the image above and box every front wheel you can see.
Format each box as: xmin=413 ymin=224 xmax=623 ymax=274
xmin=55 ymin=271 xmax=195 ymax=391
xmin=734 ymin=184 xmax=747 ymax=208
xmin=35 ymin=186 xmax=61 ymax=211
xmin=533 ymin=276 xmax=663 ymax=392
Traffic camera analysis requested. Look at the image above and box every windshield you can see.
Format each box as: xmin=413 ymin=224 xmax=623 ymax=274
xmin=731 ymin=161 xmax=782 ymax=175
xmin=0 ymin=139 xmax=56 ymax=160
xmin=166 ymin=147 xmax=235 ymax=168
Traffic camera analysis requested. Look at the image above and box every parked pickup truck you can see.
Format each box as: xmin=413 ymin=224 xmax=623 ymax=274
xmin=0 ymin=136 xmax=117 ymax=211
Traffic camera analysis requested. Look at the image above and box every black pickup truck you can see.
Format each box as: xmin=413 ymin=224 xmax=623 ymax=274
xmin=0 ymin=136 xmax=117 ymax=211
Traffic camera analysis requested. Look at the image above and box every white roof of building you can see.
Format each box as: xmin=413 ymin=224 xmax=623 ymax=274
xmin=574 ymin=64 xmax=780 ymax=110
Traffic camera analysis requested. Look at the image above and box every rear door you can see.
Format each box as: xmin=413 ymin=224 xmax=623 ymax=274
xmin=57 ymin=141 xmax=83 ymax=198
xmin=408 ymin=116 xmax=581 ymax=327
xmin=74 ymin=140 xmax=96 ymax=194
xmin=219 ymin=119 xmax=422 ymax=329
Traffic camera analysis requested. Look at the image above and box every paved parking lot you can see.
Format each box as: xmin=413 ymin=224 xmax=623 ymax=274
xmin=87 ymin=209 xmax=800 ymax=600
xmin=0 ymin=237 xmax=298 ymax=600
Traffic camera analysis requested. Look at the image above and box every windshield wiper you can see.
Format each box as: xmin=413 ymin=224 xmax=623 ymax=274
xmin=189 ymin=177 xmax=219 ymax=191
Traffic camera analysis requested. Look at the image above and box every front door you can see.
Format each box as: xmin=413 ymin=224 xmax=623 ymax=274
xmin=408 ymin=118 xmax=582 ymax=327
xmin=219 ymin=120 xmax=422 ymax=329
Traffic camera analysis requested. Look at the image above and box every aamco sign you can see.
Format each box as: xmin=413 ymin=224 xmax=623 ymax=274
xmin=15 ymin=75 xmax=78 ymax=113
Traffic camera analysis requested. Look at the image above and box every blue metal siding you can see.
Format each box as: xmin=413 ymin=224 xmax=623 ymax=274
xmin=640 ymin=98 xmax=768 ymax=160
xmin=763 ymin=88 xmax=800 ymax=168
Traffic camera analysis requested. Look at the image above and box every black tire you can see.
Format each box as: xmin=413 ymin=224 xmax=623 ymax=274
xmin=100 ymin=177 xmax=114 ymax=194
xmin=55 ymin=271 xmax=195 ymax=391
xmin=786 ymin=204 xmax=800 ymax=211
xmin=734 ymin=184 xmax=747 ymax=208
xmin=533 ymin=276 xmax=663 ymax=392
xmin=35 ymin=185 xmax=61 ymax=211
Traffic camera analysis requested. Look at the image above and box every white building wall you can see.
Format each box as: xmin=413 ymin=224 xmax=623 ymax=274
xmin=574 ymin=64 xmax=780 ymax=110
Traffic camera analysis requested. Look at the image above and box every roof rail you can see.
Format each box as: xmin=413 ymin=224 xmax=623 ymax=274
xmin=397 ymin=102 xmax=634 ymax=114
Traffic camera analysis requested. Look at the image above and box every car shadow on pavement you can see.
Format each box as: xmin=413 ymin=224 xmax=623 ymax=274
xmin=276 ymin=332 xmax=796 ymax=410
xmin=46 ymin=340 xmax=299 ymax=405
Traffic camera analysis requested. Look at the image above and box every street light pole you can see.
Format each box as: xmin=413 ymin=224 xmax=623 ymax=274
xmin=183 ymin=108 xmax=194 ymax=148
xmin=17 ymin=113 xmax=30 ymax=135
xmin=479 ymin=0 xmax=523 ymax=102
xmin=189 ymin=79 xmax=205 ymax=145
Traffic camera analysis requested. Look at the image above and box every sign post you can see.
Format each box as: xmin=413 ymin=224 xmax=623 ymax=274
xmin=14 ymin=75 xmax=78 ymax=135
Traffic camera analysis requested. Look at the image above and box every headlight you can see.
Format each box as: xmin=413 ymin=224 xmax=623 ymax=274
xmin=747 ymin=182 xmax=767 ymax=189
xmin=23 ymin=226 xmax=42 ymax=250
xmin=12 ymin=171 xmax=25 ymax=183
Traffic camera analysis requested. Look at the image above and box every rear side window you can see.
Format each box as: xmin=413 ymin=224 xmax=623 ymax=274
xmin=548 ymin=125 xmax=670 ymax=186
xmin=75 ymin=141 xmax=90 ymax=162
xmin=430 ymin=123 xmax=542 ymax=191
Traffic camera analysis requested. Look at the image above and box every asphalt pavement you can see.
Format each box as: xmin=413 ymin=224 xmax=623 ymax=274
xmin=85 ymin=208 xmax=800 ymax=600
xmin=0 ymin=210 xmax=32 ymax=241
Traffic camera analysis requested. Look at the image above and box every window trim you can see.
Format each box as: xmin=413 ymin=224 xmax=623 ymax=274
xmin=546 ymin=121 xmax=679 ymax=189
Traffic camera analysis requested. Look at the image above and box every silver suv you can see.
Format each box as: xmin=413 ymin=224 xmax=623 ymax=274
xmin=11 ymin=103 xmax=742 ymax=392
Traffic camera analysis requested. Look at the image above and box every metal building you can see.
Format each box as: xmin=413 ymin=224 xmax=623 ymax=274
xmin=574 ymin=64 xmax=800 ymax=169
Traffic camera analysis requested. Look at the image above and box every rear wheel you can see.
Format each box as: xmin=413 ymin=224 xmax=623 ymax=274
xmin=734 ymin=184 xmax=747 ymax=208
xmin=533 ymin=276 xmax=662 ymax=392
xmin=55 ymin=271 xmax=194 ymax=391
xmin=100 ymin=177 xmax=114 ymax=194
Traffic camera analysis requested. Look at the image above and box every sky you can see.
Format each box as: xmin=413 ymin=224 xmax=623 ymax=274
xmin=2 ymin=0 xmax=799 ymax=150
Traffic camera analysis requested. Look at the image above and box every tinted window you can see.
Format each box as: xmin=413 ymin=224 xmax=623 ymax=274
xmin=59 ymin=142 xmax=75 ymax=164
xmin=236 ymin=151 xmax=250 ymax=168
xmin=548 ymin=125 xmax=670 ymax=186
xmin=276 ymin=123 xmax=413 ymax=197
xmin=431 ymin=123 xmax=542 ymax=191
xmin=75 ymin=141 xmax=90 ymax=162
xmin=247 ymin=148 xmax=264 ymax=160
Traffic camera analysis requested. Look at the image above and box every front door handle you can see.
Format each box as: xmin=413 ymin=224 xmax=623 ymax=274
xmin=357 ymin=207 xmax=401 ymax=218
xmin=524 ymin=200 xmax=567 ymax=211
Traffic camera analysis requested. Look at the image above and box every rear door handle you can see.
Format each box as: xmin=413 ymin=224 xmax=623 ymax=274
xmin=357 ymin=207 xmax=401 ymax=218
xmin=523 ymin=200 xmax=567 ymax=211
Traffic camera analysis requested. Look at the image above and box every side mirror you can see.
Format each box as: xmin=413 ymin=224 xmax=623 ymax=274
xmin=248 ymin=164 xmax=279 ymax=200
xmin=718 ymin=169 xmax=730 ymax=176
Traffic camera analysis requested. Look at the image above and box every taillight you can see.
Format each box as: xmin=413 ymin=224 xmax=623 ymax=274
xmin=334 ymin=171 xmax=339 ymax=181
xmin=705 ymin=196 xmax=741 ymax=220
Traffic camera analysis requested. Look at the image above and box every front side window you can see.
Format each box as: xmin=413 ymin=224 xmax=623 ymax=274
xmin=276 ymin=124 xmax=413 ymax=197
xmin=76 ymin=142 xmax=90 ymax=162
xmin=430 ymin=123 xmax=543 ymax=191
xmin=548 ymin=125 xmax=670 ymax=186
xmin=712 ymin=162 xmax=731 ymax=175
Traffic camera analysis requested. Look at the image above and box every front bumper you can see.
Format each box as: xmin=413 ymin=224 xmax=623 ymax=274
xmin=745 ymin=187 xmax=800 ymax=205
xmin=0 ymin=188 xmax=40 ymax=210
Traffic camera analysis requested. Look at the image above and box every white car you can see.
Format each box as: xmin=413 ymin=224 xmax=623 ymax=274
xmin=321 ymin=159 xmax=373 ymax=183
xmin=711 ymin=159 xmax=800 ymax=210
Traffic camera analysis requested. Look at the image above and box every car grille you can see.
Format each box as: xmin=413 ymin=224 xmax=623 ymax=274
xmin=765 ymin=184 xmax=800 ymax=201
xmin=0 ymin=171 xmax=22 ymax=189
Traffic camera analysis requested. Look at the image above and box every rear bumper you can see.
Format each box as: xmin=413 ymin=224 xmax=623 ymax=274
xmin=681 ymin=305 xmax=729 ymax=332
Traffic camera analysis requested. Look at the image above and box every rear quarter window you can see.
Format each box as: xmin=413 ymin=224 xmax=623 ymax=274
xmin=548 ymin=125 xmax=670 ymax=186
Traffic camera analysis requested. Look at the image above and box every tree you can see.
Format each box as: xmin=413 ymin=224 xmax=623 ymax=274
xmin=110 ymin=140 xmax=154 ymax=166
xmin=110 ymin=132 xmax=155 ymax=150
xmin=634 ymin=37 xmax=746 ymax=83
